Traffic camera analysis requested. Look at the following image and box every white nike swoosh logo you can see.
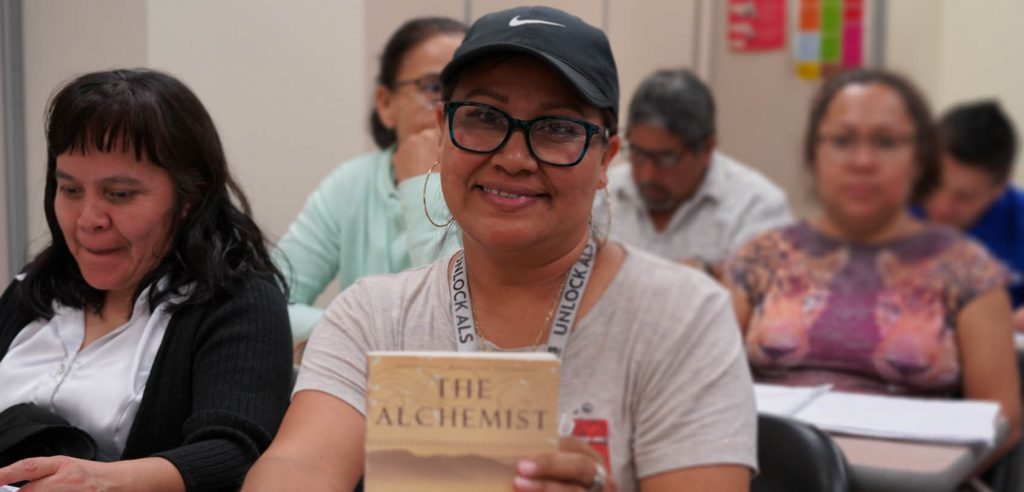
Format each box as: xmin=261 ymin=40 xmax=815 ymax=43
xmin=508 ymin=15 xmax=565 ymax=28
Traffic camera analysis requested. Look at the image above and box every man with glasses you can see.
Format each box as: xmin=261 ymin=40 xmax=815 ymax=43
xmin=607 ymin=69 xmax=792 ymax=273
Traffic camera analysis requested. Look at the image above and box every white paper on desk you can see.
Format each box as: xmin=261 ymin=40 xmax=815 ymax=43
xmin=794 ymin=391 xmax=1000 ymax=445
xmin=754 ymin=383 xmax=831 ymax=416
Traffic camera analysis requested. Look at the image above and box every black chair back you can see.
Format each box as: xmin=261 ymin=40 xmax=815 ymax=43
xmin=752 ymin=414 xmax=851 ymax=492
xmin=985 ymin=440 xmax=1024 ymax=492
xmin=983 ymin=348 xmax=1024 ymax=492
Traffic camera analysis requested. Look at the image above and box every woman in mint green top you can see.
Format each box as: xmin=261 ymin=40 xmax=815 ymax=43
xmin=275 ymin=18 xmax=466 ymax=342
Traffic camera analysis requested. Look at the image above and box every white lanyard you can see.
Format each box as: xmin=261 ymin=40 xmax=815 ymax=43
xmin=450 ymin=238 xmax=598 ymax=358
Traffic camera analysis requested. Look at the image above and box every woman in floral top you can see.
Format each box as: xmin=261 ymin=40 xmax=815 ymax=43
xmin=723 ymin=69 xmax=1020 ymax=464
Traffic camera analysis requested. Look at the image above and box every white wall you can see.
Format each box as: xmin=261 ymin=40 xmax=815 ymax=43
xmin=606 ymin=0 xmax=701 ymax=130
xmin=17 ymin=0 xmax=699 ymax=253
xmin=934 ymin=0 xmax=1024 ymax=185
xmin=147 ymin=0 xmax=364 ymax=244
xmin=872 ymin=0 xmax=1024 ymax=185
xmin=712 ymin=0 xmax=1024 ymax=219
xmin=710 ymin=0 xmax=820 ymax=217
xmin=15 ymin=0 xmax=1024 ymax=261
xmin=883 ymin=0 xmax=1023 ymax=185
xmin=22 ymin=0 xmax=147 ymax=253
xmin=884 ymin=0 xmax=942 ymax=103
xmin=21 ymin=0 xmax=364 ymax=257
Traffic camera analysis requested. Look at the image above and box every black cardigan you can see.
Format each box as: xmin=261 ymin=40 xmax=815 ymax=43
xmin=0 ymin=272 xmax=293 ymax=491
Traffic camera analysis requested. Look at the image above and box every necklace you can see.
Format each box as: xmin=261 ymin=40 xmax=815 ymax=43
xmin=472 ymin=273 xmax=569 ymax=351
xmin=450 ymin=237 xmax=598 ymax=356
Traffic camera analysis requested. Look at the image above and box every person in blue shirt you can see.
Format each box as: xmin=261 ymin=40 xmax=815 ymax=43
xmin=916 ymin=101 xmax=1024 ymax=330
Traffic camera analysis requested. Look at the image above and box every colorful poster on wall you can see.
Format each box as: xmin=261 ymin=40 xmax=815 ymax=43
xmin=793 ymin=0 xmax=867 ymax=80
xmin=728 ymin=0 xmax=787 ymax=51
xmin=794 ymin=0 xmax=821 ymax=80
xmin=842 ymin=0 xmax=865 ymax=68
xmin=820 ymin=0 xmax=843 ymax=76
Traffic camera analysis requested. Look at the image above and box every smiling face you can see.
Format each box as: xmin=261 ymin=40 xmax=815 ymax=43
xmin=813 ymin=83 xmax=919 ymax=235
xmin=438 ymin=55 xmax=618 ymax=253
xmin=54 ymin=149 xmax=178 ymax=300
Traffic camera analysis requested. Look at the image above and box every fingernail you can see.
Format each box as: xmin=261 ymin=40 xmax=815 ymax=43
xmin=558 ymin=413 xmax=576 ymax=436
xmin=517 ymin=459 xmax=538 ymax=476
xmin=514 ymin=476 xmax=540 ymax=490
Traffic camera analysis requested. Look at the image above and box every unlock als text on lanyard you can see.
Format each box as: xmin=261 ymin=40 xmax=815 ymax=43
xmin=450 ymin=238 xmax=597 ymax=358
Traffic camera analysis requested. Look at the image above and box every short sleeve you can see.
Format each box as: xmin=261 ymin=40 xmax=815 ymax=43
xmin=723 ymin=230 xmax=785 ymax=306
xmin=632 ymin=287 xmax=758 ymax=477
xmin=941 ymin=239 xmax=1011 ymax=315
xmin=293 ymin=281 xmax=377 ymax=415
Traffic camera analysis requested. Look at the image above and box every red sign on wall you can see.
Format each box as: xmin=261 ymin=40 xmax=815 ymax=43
xmin=728 ymin=0 xmax=787 ymax=51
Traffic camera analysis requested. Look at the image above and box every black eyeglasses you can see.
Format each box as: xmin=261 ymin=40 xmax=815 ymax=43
xmin=394 ymin=73 xmax=443 ymax=100
xmin=625 ymin=144 xmax=682 ymax=169
xmin=816 ymin=132 xmax=915 ymax=160
xmin=444 ymin=101 xmax=607 ymax=167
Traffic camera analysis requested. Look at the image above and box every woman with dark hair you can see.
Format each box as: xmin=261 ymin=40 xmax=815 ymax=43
xmin=0 ymin=69 xmax=292 ymax=490
xmin=274 ymin=17 xmax=466 ymax=345
xmin=723 ymin=69 xmax=1021 ymax=465
xmin=247 ymin=6 xmax=756 ymax=492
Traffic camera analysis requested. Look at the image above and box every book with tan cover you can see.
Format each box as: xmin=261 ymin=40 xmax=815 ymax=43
xmin=365 ymin=351 xmax=560 ymax=492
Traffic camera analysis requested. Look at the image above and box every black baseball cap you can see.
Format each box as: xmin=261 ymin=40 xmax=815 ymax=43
xmin=441 ymin=6 xmax=619 ymax=121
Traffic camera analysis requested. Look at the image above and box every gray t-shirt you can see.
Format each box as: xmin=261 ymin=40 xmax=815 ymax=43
xmin=296 ymin=246 xmax=757 ymax=490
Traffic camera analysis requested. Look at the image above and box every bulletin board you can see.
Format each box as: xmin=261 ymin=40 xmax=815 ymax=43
xmin=727 ymin=0 xmax=879 ymax=80
xmin=793 ymin=0 xmax=875 ymax=80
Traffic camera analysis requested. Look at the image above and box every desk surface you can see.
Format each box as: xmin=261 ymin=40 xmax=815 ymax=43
xmin=834 ymin=436 xmax=981 ymax=492
xmin=753 ymin=384 xmax=1005 ymax=491
xmin=832 ymin=416 xmax=1006 ymax=492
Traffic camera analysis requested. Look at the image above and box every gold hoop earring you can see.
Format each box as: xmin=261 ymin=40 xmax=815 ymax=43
xmin=423 ymin=161 xmax=454 ymax=228
xmin=588 ymin=186 xmax=613 ymax=246
xmin=599 ymin=186 xmax=612 ymax=245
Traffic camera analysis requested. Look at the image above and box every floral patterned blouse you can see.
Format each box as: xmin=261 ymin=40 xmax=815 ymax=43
xmin=725 ymin=221 xmax=1008 ymax=396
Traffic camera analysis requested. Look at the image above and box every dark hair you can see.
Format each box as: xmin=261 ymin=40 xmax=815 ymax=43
xmin=627 ymin=69 xmax=715 ymax=152
xmin=803 ymin=69 xmax=937 ymax=202
xmin=18 ymin=68 xmax=286 ymax=318
xmin=938 ymin=100 xmax=1017 ymax=183
xmin=369 ymin=17 xmax=467 ymax=149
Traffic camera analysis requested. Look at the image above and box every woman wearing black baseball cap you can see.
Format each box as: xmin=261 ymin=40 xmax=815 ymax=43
xmin=246 ymin=7 xmax=756 ymax=491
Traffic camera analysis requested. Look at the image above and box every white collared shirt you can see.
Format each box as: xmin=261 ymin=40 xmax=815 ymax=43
xmin=0 ymin=282 xmax=181 ymax=460
xmin=606 ymin=151 xmax=794 ymax=264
